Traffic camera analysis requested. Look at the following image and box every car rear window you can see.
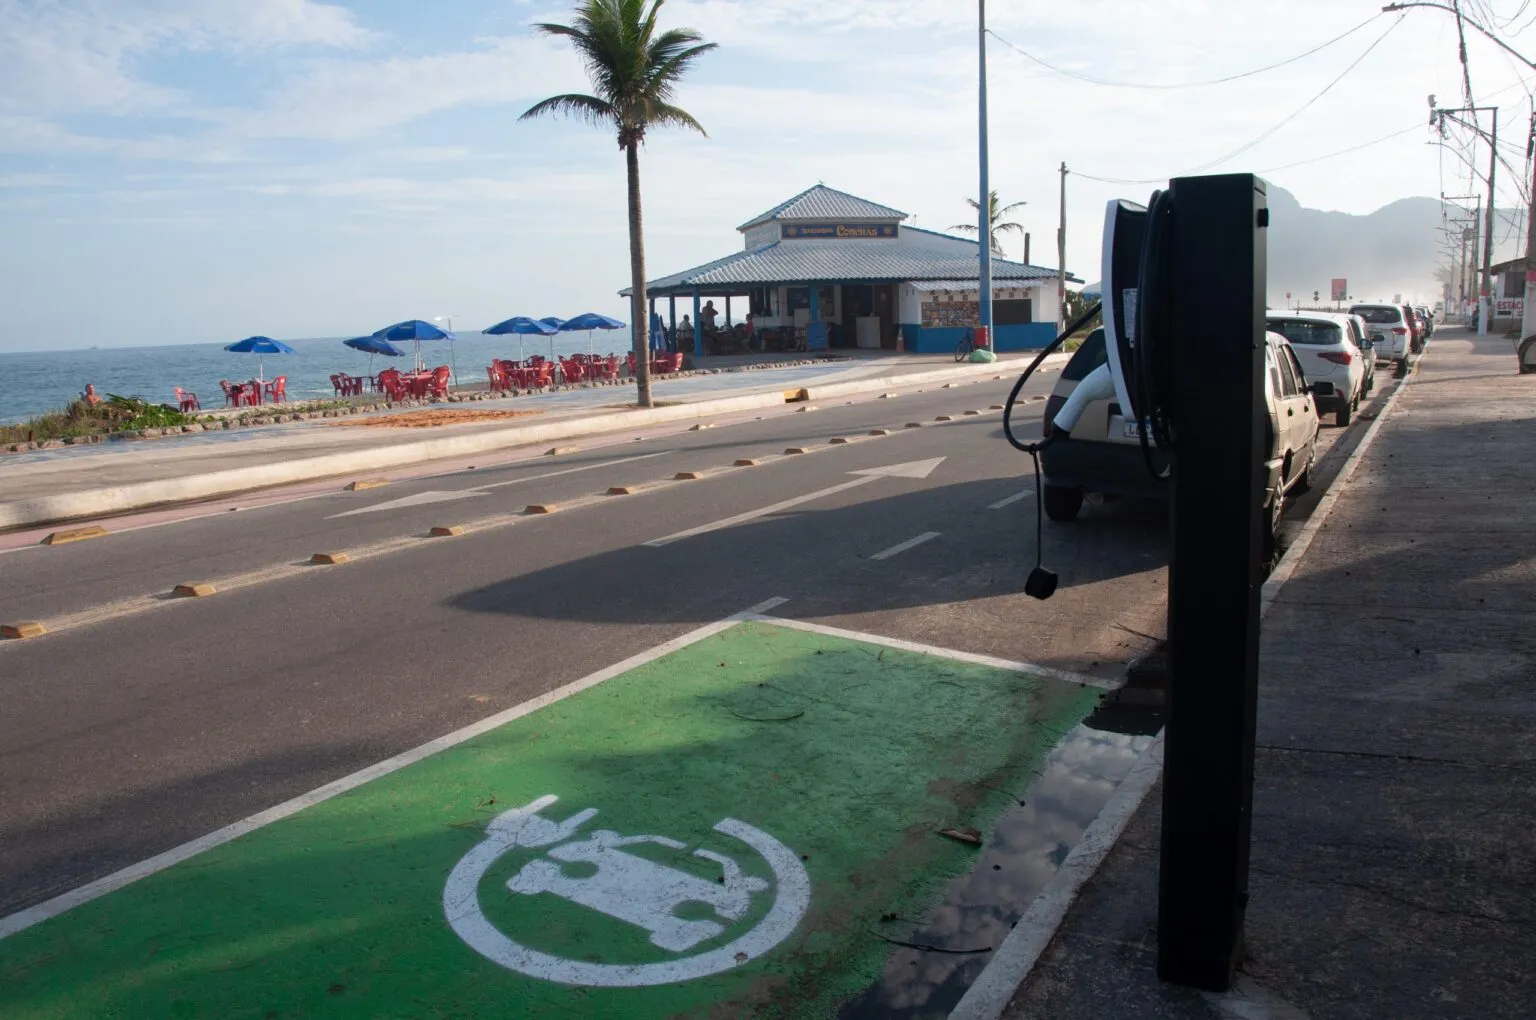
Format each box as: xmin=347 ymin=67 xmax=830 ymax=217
xmin=1350 ymin=305 xmax=1401 ymax=324
xmin=1267 ymin=319 xmax=1342 ymax=345
xmin=1061 ymin=328 xmax=1108 ymax=381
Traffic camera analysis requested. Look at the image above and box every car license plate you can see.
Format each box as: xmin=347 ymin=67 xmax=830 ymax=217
xmin=1123 ymin=419 xmax=1148 ymax=439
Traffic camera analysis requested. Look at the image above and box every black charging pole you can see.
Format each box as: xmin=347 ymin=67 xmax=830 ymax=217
xmin=1157 ymin=173 xmax=1268 ymax=991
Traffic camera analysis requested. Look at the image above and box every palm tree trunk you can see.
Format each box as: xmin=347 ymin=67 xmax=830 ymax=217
xmin=625 ymin=140 xmax=654 ymax=408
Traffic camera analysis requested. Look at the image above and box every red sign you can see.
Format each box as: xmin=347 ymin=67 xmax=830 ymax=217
xmin=1330 ymin=278 xmax=1348 ymax=301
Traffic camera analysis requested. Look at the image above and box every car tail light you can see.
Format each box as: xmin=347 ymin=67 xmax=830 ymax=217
xmin=1318 ymin=351 xmax=1353 ymax=365
xmin=1391 ymin=326 xmax=1408 ymax=334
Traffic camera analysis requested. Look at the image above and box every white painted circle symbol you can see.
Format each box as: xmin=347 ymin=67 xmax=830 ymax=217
xmin=444 ymin=798 xmax=810 ymax=987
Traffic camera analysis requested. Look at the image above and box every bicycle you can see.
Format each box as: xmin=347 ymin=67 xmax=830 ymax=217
xmin=954 ymin=328 xmax=976 ymax=362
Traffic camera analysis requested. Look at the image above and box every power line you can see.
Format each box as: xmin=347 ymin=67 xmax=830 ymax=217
xmin=985 ymin=13 xmax=1384 ymax=90
xmin=1069 ymin=15 xmax=1407 ymax=185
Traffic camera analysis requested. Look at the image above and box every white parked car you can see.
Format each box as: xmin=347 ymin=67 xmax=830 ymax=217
xmin=1348 ymin=303 xmax=1413 ymax=373
xmin=1266 ymin=312 xmax=1366 ymax=426
xmin=1327 ymin=312 xmax=1376 ymax=397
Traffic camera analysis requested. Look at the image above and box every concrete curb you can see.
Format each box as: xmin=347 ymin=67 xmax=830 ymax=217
xmin=946 ymin=356 xmax=1422 ymax=1020
xmin=0 ymin=357 xmax=1057 ymax=531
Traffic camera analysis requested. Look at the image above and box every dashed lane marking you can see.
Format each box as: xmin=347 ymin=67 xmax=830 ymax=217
xmin=869 ymin=531 xmax=941 ymax=561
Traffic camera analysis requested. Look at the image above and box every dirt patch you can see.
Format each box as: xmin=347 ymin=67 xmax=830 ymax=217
xmin=329 ymin=409 xmax=543 ymax=429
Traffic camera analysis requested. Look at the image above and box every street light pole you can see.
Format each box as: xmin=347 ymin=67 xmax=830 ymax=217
xmin=977 ymin=0 xmax=993 ymax=350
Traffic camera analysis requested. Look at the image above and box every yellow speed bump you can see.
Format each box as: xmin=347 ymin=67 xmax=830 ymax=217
xmin=673 ymin=471 xmax=704 ymax=480
xmin=607 ymin=486 xmax=638 ymax=496
xmin=172 ymin=583 xmax=216 ymax=598
xmin=345 ymin=479 xmax=389 ymax=491
xmin=310 ymin=552 xmax=351 ymax=565
xmin=733 ymin=458 xmax=760 ymax=467
xmin=783 ymin=388 xmax=810 ymax=402
xmin=545 ymin=446 xmax=580 ymax=456
xmin=429 ymin=525 xmax=466 ymax=536
xmin=523 ymin=504 xmax=556 ymax=515
xmin=1 ymin=621 xmax=45 ymax=640
xmin=41 ymin=525 xmax=108 ymax=546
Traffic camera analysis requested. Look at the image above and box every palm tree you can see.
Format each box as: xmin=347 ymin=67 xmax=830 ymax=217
xmin=948 ymin=191 xmax=1028 ymax=259
xmin=521 ymin=0 xmax=716 ymax=408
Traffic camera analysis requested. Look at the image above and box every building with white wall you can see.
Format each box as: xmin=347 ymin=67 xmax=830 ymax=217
xmin=627 ymin=185 xmax=1079 ymax=356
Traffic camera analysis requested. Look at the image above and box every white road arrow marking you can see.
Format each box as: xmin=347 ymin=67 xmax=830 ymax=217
xmin=329 ymin=490 xmax=491 ymax=518
xmin=644 ymin=458 xmax=945 ymax=548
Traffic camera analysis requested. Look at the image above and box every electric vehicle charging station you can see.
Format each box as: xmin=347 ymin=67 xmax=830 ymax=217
xmin=1131 ymin=173 xmax=1269 ymax=993
xmin=1007 ymin=172 xmax=1270 ymax=991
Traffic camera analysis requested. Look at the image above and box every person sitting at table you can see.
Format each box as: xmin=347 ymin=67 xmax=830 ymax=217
xmin=701 ymin=301 xmax=718 ymax=333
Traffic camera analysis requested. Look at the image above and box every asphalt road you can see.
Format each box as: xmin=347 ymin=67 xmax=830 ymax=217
xmin=0 ymin=361 xmax=1386 ymax=919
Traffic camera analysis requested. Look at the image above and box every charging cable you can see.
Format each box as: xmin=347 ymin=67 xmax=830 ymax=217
xmin=1000 ymin=301 xmax=1104 ymax=600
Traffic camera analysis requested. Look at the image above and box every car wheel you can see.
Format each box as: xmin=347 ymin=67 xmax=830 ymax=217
xmin=1292 ymin=447 xmax=1314 ymax=495
xmin=1394 ymin=358 xmax=1409 ymax=379
xmin=1043 ymin=485 xmax=1084 ymax=522
xmin=1263 ymin=491 xmax=1283 ymax=563
xmin=1364 ymin=372 xmax=1374 ymax=395
xmin=1335 ymin=398 xmax=1353 ymax=427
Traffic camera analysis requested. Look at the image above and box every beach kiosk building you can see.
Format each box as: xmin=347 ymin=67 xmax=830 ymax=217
xmin=628 ymin=185 xmax=1079 ymax=357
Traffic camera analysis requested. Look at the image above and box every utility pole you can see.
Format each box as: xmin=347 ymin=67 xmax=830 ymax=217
xmin=977 ymin=0 xmax=993 ymax=348
xmin=1444 ymin=192 xmax=1480 ymax=320
xmin=1523 ymin=106 xmax=1536 ymax=339
xmin=1058 ymin=162 xmax=1068 ymax=331
xmin=1433 ymin=100 xmax=1499 ymax=333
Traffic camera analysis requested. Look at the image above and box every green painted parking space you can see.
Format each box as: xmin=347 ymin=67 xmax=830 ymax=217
xmin=0 ymin=621 xmax=1099 ymax=1019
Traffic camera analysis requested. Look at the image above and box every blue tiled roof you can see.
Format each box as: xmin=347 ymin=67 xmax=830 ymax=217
xmin=737 ymin=185 xmax=907 ymax=230
xmin=628 ymin=240 xmax=1063 ymax=296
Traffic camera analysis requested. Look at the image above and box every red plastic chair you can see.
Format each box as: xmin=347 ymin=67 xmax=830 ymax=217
xmin=264 ymin=376 xmax=287 ymax=402
xmin=378 ymin=369 xmax=406 ymax=401
xmin=429 ymin=366 xmax=451 ymax=398
xmin=174 ymin=387 xmax=201 ymax=412
xmin=330 ymin=373 xmax=347 ymax=397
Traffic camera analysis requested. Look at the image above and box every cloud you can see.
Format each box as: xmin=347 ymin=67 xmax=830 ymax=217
xmin=230 ymin=35 xmax=582 ymax=140
xmin=0 ymin=0 xmax=372 ymax=116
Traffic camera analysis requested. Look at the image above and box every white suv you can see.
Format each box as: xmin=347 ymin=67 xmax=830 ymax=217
xmin=1266 ymin=313 xmax=1366 ymax=426
xmin=1348 ymin=303 xmax=1413 ymax=374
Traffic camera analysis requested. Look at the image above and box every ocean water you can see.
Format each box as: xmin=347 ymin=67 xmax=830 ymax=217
xmin=0 ymin=331 xmax=637 ymax=425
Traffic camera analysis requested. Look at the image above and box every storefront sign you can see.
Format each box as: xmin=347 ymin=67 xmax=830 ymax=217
xmin=1495 ymin=297 xmax=1524 ymax=317
xmin=781 ymin=223 xmax=897 ymax=240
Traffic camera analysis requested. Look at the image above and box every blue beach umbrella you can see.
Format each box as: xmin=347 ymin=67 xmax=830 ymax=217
xmin=371 ymin=319 xmax=455 ymax=372
xmin=343 ymin=335 xmax=407 ymax=375
xmin=485 ymin=316 xmax=559 ymax=363
xmin=223 ymin=335 xmax=296 ymax=384
xmin=558 ymin=312 xmax=627 ymax=358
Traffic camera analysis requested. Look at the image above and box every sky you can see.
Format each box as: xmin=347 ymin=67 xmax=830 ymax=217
xmin=2 ymin=0 xmax=1534 ymax=351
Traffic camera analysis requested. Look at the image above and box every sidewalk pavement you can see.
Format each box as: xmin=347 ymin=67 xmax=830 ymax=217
xmin=980 ymin=329 xmax=1535 ymax=1019
xmin=0 ymin=352 xmax=1050 ymax=529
